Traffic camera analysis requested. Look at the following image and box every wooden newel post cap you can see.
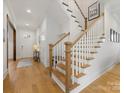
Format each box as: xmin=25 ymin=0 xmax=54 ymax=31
xmin=64 ymin=41 xmax=73 ymax=45
xmin=49 ymin=44 xmax=54 ymax=47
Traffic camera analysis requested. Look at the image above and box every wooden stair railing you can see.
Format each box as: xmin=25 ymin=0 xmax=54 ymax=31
xmin=73 ymin=0 xmax=87 ymax=30
xmin=49 ymin=32 xmax=70 ymax=77
xmin=64 ymin=14 xmax=104 ymax=93
xmin=72 ymin=13 xmax=104 ymax=46
xmin=61 ymin=0 xmax=87 ymax=31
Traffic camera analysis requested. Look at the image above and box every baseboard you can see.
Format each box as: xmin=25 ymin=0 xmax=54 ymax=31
xmin=3 ymin=70 xmax=8 ymax=80
xmin=71 ymin=63 xmax=117 ymax=93
xmin=52 ymin=73 xmax=65 ymax=92
xmin=16 ymin=57 xmax=33 ymax=60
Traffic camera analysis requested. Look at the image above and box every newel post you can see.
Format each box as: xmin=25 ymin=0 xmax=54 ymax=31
xmin=65 ymin=42 xmax=72 ymax=93
xmin=85 ymin=17 xmax=87 ymax=30
xmin=49 ymin=44 xmax=54 ymax=77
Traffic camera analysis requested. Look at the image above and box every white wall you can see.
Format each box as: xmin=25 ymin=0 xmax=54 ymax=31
xmin=16 ymin=29 xmax=35 ymax=59
xmin=104 ymin=2 xmax=120 ymax=63
xmin=71 ymin=2 xmax=120 ymax=93
xmin=35 ymin=16 xmax=63 ymax=67
xmin=3 ymin=1 xmax=16 ymax=79
xmin=3 ymin=2 xmax=8 ymax=79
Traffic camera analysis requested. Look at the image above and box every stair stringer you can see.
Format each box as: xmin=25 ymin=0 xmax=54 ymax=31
xmin=70 ymin=37 xmax=120 ymax=93
xmin=52 ymin=73 xmax=66 ymax=92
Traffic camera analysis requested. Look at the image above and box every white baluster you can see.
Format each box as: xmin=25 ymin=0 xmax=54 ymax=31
xmin=75 ymin=43 xmax=78 ymax=75
xmin=72 ymin=47 xmax=75 ymax=84
xmin=78 ymin=41 xmax=81 ymax=73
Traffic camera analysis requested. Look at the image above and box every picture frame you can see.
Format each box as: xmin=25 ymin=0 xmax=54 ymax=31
xmin=110 ymin=28 xmax=112 ymax=42
xmin=88 ymin=1 xmax=100 ymax=21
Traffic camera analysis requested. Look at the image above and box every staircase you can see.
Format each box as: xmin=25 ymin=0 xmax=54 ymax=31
xmin=57 ymin=0 xmax=87 ymax=31
xmin=49 ymin=0 xmax=105 ymax=93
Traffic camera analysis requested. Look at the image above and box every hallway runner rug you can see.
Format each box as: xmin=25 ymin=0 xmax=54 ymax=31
xmin=17 ymin=59 xmax=32 ymax=68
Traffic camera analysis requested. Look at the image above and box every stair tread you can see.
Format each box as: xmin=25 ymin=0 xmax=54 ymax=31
xmin=97 ymin=41 xmax=104 ymax=43
xmin=90 ymin=51 xmax=98 ymax=54
xmin=57 ymin=63 xmax=66 ymax=70
xmin=62 ymin=2 xmax=69 ymax=7
xmin=52 ymin=69 xmax=79 ymax=90
xmin=67 ymin=9 xmax=73 ymax=13
xmin=81 ymin=64 xmax=91 ymax=68
xmin=100 ymin=36 xmax=105 ymax=39
xmin=73 ymin=62 xmax=91 ymax=68
xmin=85 ymin=57 xmax=94 ymax=60
xmin=57 ymin=63 xmax=86 ymax=78
xmin=94 ymin=46 xmax=101 ymax=48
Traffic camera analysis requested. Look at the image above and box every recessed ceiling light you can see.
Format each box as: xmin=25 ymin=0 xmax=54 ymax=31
xmin=26 ymin=9 xmax=32 ymax=13
xmin=26 ymin=24 xmax=29 ymax=26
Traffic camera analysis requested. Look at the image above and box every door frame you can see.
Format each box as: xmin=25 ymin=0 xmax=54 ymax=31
xmin=6 ymin=15 xmax=16 ymax=68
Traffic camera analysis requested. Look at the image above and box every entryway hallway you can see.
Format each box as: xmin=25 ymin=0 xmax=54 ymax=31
xmin=3 ymin=59 xmax=119 ymax=93
xmin=3 ymin=59 xmax=63 ymax=93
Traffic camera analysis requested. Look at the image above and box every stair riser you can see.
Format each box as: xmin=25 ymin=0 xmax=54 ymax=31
xmin=57 ymin=64 xmax=89 ymax=76
xmin=52 ymin=74 xmax=65 ymax=92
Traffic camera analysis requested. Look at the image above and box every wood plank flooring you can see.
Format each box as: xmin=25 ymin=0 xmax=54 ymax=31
xmin=80 ymin=64 xmax=120 ymax=93
xmin=3 ymin=59 xmax=120 ymax=93
xmin=3 ymin=59 xmax=63 ymax=93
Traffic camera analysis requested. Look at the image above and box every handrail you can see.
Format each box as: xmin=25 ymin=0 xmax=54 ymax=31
xmin=53 ymin=32 xmax=70 ymax=47
xmin=73 ymin=0 xmax=86 ymax=19
xmin=73 ymin=0 xmax=87 ymax=29
xmin=49 ymin=32 xmax=70 ymax=77
xmin=71 ymin=13 xmax=104 ymax=47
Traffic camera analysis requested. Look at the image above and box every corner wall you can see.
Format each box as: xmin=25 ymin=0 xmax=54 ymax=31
xmin=35 ymin=16 xmax=62 ymax=67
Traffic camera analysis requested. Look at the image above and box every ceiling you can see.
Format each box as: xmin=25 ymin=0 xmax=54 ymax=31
xmin=6 ymin=0 xmax=50 ymax=31
xmin=6 ymin=0 xmax=69 ymax=31
xmin=6 ymin=0 xmax=120 ymax=31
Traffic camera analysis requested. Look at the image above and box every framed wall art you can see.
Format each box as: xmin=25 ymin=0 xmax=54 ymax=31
xmin=88 ymin=1 xmax=100 ymax=21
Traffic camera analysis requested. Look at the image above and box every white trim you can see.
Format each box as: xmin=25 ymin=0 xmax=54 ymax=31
xmin=3 ymin=70 xmax=8 ymax=80
xmin=70 ymin=63 xmax=117 ymax=93
xmin=52 ymin=73 xmax=65 ymax=92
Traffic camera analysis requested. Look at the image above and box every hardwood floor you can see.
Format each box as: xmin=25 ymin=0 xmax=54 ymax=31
xmin=3 ymin=59 xmax=120 ymax=93
xmin=3 ymin=59 xmax=63 ymax=93
xmin=80 ymin=64 xmax=120 ymax=93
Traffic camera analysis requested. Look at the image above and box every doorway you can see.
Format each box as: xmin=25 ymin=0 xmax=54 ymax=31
xmin=7 ymin=15 xmax=16 ymax=68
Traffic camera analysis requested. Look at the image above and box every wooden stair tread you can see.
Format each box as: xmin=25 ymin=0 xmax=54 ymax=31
xmin=52 ymin=69 xmax=79 ymax=90
xmin=85 ymin=57 xmax=94 ymax=60
xmin=74 ymin=72 xmax=85 ymax=78
xmin=81 ymin=64 xmax=91 ymax=68
xmin=90 ymin=51 xmax=98 ymax=54
xmin=97 ymin=41 xmax=104 ymax=43
xmin=73 ymin=62 xmax=90 ymax=68
xmin=62 ymin=2 xmax=69 ymax=7
xmin=57 ymin=63 xmax=66 ymax=70
xmin=94 ymin=46 xmax=101 ymax=48
xmin=67 ymin=9 xmax=73 ymax=13
xmin=57 ymin=63 xmax=86 ymax=78
xmin=100 ymin=36 xmax=105 ymax=39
